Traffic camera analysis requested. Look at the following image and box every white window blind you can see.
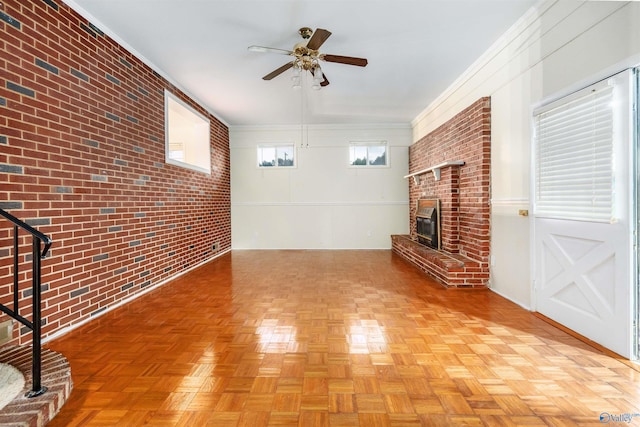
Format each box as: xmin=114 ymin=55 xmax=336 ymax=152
xmin=534 ymin=84 xmax=614 ymax=222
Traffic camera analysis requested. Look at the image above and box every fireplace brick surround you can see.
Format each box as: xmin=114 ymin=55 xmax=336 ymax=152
xmin=392 ymin=97 xmax=491 ymax=288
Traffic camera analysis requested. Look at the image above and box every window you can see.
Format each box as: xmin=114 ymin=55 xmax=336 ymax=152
xmin=164 ymin=90 xmax=211 ymax=174
xmin=534 ymin=80 xmax=615 ymax=222
xmin=257 ymin=144 xmax=295 ymax=167
xmin=349 ymin=142 xmax=387 ymax=166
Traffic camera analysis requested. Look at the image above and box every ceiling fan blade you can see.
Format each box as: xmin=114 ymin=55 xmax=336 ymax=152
xmin=248 ymin=45 xmax=293 ymax=55
xmin=306 ymin=28 xmax=331 ymax=50
xmin=262 ymin=62 xmax=294 ymax=80
xmin=320 ymin=74 xmax=330 ymax=87
xmin=322 ymin=54 xmax=368 ymax=67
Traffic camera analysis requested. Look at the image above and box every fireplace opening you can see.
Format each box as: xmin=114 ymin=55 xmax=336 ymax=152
xmin=416 ymin=199 xmax=440 ymax=249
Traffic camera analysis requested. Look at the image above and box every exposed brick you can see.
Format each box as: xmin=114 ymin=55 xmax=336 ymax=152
xmin=91 ymin=307 xmax=107 ymax=316
xmin=70 ymin=287 xmax=88 ymax=298
xmin=0 ymin=346 xmax=71 ymax=426
xmin=35 ymin=58 xmax=59 ymax=75
xmin=6 ymin=81 xmax=35 ymax=98
xmin=92 ymin=254 xmax=108 ymax=262
xmin=0 ymin=0 xmax=231 ymax=347
xmin=105 ymin=74 xmax=120 ymax=85
xmin=42 ymin=0 xmax=59 ymax=10
xmin=26 ymin=218 xmax=50 ymax=226
xmin=105 ymin=112 xmax=120 ymax=122
xmin=120 ymin=58 xmax=133 ymax=69
xmin=400 ymin=98 xmax=491 ymax=288
xmin=0 ymin=10 xmax=20 ymax=29
xmin=79 ymin=22 xmax=97 ymax=37
xmin=0 ymin=201 xmax=22 ymax=210
xmin=88 ymin=22 xmax=104 ymax=36
xmin=70 ymin=68 xmax=89 ymax=82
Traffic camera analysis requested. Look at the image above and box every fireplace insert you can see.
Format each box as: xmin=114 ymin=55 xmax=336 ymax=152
xmin=416 ymin=199 xmax=440 ymax=249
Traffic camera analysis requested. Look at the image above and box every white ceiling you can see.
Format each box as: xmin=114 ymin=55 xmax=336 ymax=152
xmin=67 ymin=0 xmax=536 ymax=127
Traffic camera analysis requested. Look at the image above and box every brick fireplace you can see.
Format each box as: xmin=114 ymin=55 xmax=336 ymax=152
xmin=392 ymin=97 xmax=491 ymax=288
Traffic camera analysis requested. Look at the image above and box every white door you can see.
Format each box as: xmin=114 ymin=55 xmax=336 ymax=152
xmin=533 ymin=70 xmax=635 ymax=358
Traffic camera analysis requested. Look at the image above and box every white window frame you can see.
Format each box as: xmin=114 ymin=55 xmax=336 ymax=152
xmin=164 ymin=90 xmax=211 ymax=174
xmin=349 ymin=141 xmax=388 ymax=167
xmin=257 ymin=143 xmax=296 ymax=168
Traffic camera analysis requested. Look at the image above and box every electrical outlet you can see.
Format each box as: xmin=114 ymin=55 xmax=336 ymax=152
xmin=0 ymin=320 xmax=13 ymax=345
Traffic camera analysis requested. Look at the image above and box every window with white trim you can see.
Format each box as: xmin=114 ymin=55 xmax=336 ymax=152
xmin=164 ymin=90 xmax=211 ymax=174
xmin=257 ymin=144 xmax=295 ymax=167
xmin=534 ymin=80 xmax=615 ymax=222
xmin=349 ymin=141 xmax=387 ymax=166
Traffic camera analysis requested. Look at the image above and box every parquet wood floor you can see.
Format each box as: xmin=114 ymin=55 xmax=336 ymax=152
xmin=45 ymin=250 xmax=640 ymax=426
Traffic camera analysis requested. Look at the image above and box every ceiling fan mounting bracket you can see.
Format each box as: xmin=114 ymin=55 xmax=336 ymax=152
xmin=298 ymin=27 xmax=313 ymax=39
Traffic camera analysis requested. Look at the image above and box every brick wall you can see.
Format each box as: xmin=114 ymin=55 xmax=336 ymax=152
xmin=394 ymin=97 xmax=490 ymax=287
xmin=0 ymin=0 xmax=231 ymax=344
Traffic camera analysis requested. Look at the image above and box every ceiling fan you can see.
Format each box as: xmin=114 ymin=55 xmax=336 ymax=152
xmin=248 ymin=27 xmax=368 ymax=89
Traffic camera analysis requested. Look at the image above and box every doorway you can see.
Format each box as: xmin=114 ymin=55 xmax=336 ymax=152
xmin=532 ymin=69 xmax=637 ymax=359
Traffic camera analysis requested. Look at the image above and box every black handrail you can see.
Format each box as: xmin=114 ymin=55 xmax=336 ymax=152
xmin=0 ymin=208 xmax=52 ymax=398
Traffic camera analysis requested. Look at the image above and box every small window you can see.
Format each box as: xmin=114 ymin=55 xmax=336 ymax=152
xmin=349 ymin=142 xmax=387 ymax=166
xmin=258 ymin=144 xmax=295 ymax=167
xmin=164 ymin=90 xmax=211 ymax=174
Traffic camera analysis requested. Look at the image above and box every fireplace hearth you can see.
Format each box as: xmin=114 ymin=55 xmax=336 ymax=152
xmin=393 ymin=97 xmax=490 ymax=288
xmin=416 ymin=198 xmax=440 ymax=250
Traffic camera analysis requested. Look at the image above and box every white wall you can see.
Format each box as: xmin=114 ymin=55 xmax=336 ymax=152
xmin=412 ymin=0 xmax=640 ymax=308
xmin=230 ymin=124 xmax=412 ymax=249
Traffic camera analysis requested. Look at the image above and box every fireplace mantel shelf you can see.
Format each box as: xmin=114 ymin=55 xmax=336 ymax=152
xmin=404 ymin=160 xmax=465 ymax=184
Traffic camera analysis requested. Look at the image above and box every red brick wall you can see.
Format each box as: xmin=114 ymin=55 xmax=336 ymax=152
xmin=408 ymin=98 xmax=491 ymax=265
xmin=0 ymin=0 xmax=231 ymax=344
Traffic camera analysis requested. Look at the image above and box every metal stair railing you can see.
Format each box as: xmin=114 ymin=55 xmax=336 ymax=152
xmin=0 ymin=208 xmax=52 ymax=397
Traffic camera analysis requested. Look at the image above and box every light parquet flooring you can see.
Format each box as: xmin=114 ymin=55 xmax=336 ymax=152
xmin=46 ymin=250 xmax=640 ymax=426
